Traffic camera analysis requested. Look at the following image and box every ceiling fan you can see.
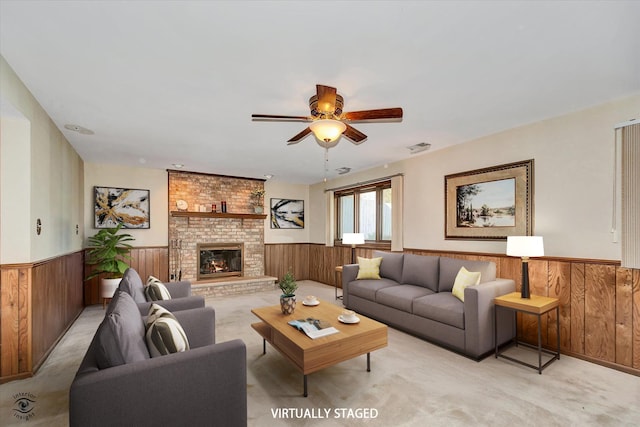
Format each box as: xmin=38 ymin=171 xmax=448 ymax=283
xmin=251 ymin=84 xmax=403 ymax=148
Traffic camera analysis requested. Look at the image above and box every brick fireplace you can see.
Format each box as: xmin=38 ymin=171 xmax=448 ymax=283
xmin=197 ymin=242 xmax=244 ymax=280
xmin=168 ymin=170 xmax=266 ymax=283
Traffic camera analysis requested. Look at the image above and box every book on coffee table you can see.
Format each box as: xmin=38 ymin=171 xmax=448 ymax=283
xmin=288 ymin=318 xmax=339 ymax=339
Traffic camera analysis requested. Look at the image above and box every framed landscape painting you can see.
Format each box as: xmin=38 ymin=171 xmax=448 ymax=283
xmin=94 ymin=186 xmax=150 ymax=229
xmin=444 ymin=159 xmax=533 ymax=240
xmin=270 ymin=198 xmax=304 ymax=229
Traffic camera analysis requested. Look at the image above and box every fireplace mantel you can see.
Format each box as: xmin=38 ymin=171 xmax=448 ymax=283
xmin=171 ymin=211 xmax=267 ymax=220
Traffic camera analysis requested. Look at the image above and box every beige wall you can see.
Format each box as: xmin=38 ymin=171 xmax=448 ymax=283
xmin=0 ymin=56 xmax=84 ymax=263
xmin=310 ymin=94 xmax=640 ymax=260
xmin=84 ymin=163 xmax=168 ymax=247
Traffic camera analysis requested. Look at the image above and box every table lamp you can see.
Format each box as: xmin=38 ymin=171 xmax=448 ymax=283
xmin=342 ymin=233 xmax=365 ymax=264
xmin=506 ymin=236 xmax=544 ymax=299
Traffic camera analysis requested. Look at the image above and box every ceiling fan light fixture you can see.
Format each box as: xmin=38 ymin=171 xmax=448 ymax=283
xmin=309 ymin=119 xmax=346 ymax=145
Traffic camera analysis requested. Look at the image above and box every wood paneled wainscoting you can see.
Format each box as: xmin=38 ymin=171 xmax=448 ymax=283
xmin=0 ymin=251 xmax=84 ymax=383
xmin=265 ymin=243 xmax=640 ymax=376
xmin=84 ymin=246 xmax=169 ymax=306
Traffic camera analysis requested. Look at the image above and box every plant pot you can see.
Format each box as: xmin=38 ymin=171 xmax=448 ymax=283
xmin=100 ymin=278 xmax=120 ymax=309
xmin=280 ymin=295 xmax=296 ymax=315
xmin=254 ymin=205 xmax=264 ymax=214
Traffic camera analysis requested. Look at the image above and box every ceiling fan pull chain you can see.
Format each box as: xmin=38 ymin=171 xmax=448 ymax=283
xmin=324 ymin=147 xmax=329 ymax=183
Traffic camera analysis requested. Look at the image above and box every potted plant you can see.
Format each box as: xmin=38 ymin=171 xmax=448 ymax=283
xmin=85 ymin=223 xmax=134 ymax=307
xmin=278 ymin=268 xmax=298 ymax=315
xmin=250 ymin=188 xmax=266 ymax=214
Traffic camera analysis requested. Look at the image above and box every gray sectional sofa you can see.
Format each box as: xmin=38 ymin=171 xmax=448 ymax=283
xmin=69 ymin=289 xmax=247 ymax=426
xmin=342 ymin=251 xmax=516 ymax=359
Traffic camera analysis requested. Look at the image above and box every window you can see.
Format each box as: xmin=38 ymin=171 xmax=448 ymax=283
xmin=335 ymin=181 xmax=392 ymax=243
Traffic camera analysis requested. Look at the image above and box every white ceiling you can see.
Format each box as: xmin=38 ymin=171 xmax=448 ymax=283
xmin=1 ymin=1 xmax=639 ymax=184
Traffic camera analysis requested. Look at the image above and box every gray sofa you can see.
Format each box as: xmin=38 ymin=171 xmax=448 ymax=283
xmin=69 ymin=290 xmax=247 ymax=427
xmin=342 ymin=251 xmax=515 ymax=359
xmin=119 ymin=268 xmax=206 ymax=315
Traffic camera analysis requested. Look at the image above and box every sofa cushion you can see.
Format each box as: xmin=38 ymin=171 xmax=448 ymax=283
xmin=376 ymin=285 xmax=434 ymax=312
xmin=144 ymin=276 xmax=172 ymax=301
xmin=413 ymin=293 xmax=465 ymax=329
xmin=95 ymin=290 xmax=150 ymax=369
xmin=451 ymin=267 xmax=481 ymax=302
xmin=373 ymin=250 xmax=404 ymax=283
xmin=119 ymin=268 xmax=147 ymax=304
xmin=439 ymin=258 xmax=496 ymax=292
xmin=145 ymin=304 xmax=190 ymax=357
xmin=356 ymin=257 xmax=382 ymax=280
xmin=401 ymin=254 xmax=440 ymax=292
xmin=348 ymin=278 xmax=400 ymax=301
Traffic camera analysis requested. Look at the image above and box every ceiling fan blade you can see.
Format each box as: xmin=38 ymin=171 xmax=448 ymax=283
xmin=342 ymin=108 xmax=403 ymax=121
xmin=316 ymin=85 xmax=337 ymax=114
xmin=252 ymin=114 xmax=311 ymax=122
xmin=287 ymin=127 xmax=312 ymax=144
xmin=343 ymin=124 xmax=367 ymax=145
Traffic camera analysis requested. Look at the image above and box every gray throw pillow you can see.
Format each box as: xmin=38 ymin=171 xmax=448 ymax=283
xmin=95 ymin=290 xmax=150 ymax=369
xmin=373 ymin=250 xmax=404 ymax=283
xmin=118 ymin=268 xmax=147 ymax=303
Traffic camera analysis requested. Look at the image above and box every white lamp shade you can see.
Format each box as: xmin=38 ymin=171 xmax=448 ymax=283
xmin=506 ymin=236 xmax=544 ymax=257
xmin=342 ymin=233 xmax=365 ymax=245
xmin=309 ymin=119 xmax=346 ymax=143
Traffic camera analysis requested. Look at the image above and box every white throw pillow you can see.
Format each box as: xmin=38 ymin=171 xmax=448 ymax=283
xmin=144 ymin=276 xmax=172 ymax=301
xmin=145 ymin=304 xmax=189 ymax=357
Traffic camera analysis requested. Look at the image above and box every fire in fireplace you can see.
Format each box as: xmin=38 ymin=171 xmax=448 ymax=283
xmin=197 ymin=243 xmax=244 ymax=280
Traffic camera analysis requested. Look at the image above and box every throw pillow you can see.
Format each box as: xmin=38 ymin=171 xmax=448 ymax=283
xmin=145 ymin=304 xmax=190 ymax=357
xmin=356 ymin=257 xmax=383 ymax=280
xmin=95 ymin=290 xmax=151 ymax=369
xmin=451 ymin=266 xmax=481 ymax=302
xmin=144 ymin=276 xmax=172 ymax=301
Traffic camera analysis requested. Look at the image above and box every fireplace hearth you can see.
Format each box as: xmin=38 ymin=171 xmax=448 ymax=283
xmin=197 ymin=243 xmax=244 ymax=280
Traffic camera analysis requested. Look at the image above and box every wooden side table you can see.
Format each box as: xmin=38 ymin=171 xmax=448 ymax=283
xmin=494 ymin=292 xmax=560 ymax=374
xmin=334 ymin=266 xmax=343 ymax=300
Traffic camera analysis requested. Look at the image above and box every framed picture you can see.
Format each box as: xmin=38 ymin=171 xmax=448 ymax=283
xmin=94 ymin=186 xmax=150 ymax=229
xmin=444 ymin=159 xmax=534 ymax=240
xmin=270 ymin=198 xmax=304 ymax=229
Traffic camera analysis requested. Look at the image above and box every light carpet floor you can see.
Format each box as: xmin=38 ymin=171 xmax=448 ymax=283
xmin=1 ymin=280 xmax=639 ymax=426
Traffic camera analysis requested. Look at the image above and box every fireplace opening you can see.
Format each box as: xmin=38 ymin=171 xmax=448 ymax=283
xmin=197 ymin=243 xmax=244 ymax=280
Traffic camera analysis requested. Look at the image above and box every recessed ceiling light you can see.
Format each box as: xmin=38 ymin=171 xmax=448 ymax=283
xmin=64 ymin=124 xmax=94 ymax=135
xmin=407 ymin=142 xmax=431 ymax=154
xmin=172 ymin=163 xmax=184 ymax=169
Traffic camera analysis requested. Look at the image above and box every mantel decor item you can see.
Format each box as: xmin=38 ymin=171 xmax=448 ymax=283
xmin=94 ymin=186 xmax=150 ymax=229
xmin=279 ymin=269 xmax=298 ymax=315
xmin=250 ymin=188 xmax=266 ymax=214
xmin=444 ymin=159 xmax=534 ymax=240
xmin=506 ymin=236 xmax=544 ymax=298
xmin=271 ymin=198 xmax=304 ymax=229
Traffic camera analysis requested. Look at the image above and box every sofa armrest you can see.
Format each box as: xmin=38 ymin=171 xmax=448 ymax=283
xmin=341 ymin=264 xmax=359 ymax=306
xmin=70 ymin=339 xmax=247 ymax=427
xmin=136 ymin=295 xmax=205 ymax=316
xmin=173 ymin=306 xmax=216 ymax=347
xmin=463 ymin=278 xmax=516 ymax=358
xmin=165 ymin=280 xmax=192 ymax=298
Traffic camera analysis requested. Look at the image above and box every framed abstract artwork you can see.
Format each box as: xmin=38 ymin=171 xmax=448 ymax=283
xmin=444 ymin=159 xmax=534 ymax=240
xmin=94 ymin=186 xmax=150 ymax=229
xmin=270 ymin=198 xmax=304 ymax=229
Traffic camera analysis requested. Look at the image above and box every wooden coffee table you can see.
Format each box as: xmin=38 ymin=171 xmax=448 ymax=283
xmin=251 ymin=299 xmax=388 ymax=396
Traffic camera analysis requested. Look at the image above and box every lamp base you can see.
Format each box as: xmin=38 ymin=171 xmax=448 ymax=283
xmin=521 ymin=259 xmax=530 ymax=299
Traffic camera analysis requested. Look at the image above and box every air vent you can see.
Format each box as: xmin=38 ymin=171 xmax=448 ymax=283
xmin=407 ymin=142 xmax=431 ymax=154
xmin=336 ymin=167 xmax=351 ymax=175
